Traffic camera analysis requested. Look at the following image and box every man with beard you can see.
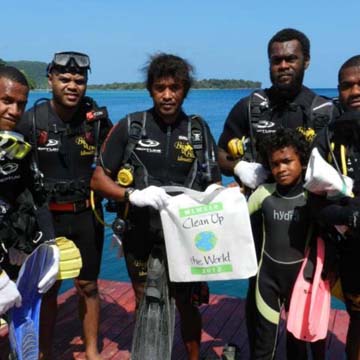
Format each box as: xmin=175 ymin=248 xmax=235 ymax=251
xmin=310 ymin=55 xmax=360 ymax=360
xmin=17 ymin=52 xmax=112 ymax=360
xmin=217 ymin=28 xmax=337 ymax=357
xmin=218 ymin=28 xmax=336 ymax=190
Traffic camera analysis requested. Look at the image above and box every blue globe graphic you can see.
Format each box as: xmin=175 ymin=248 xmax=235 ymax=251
xmin=194 ymin=231 xmax=217 ymax=252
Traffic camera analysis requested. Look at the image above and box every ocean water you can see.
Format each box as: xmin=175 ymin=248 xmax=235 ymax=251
xmin=27 ymin=88 xmax=344 ymax=309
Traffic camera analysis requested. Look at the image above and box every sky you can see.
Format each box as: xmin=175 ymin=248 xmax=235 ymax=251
xmin=2 ymin=1 xmax=359 ymax=88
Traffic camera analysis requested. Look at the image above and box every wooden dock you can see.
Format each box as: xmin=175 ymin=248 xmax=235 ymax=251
xmin=0 ymin=280 xmax=349 ymax=359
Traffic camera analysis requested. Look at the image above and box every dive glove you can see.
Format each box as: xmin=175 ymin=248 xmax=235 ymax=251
xmin=0 ymin=271 xmax=21 ymax=315
xmin=129 ymin=186 xmax=171 ymax=210
xmin=234 ymin=160 xmax=268 ymax=189
xmin=37 ymin=244 xmax=60 ymax=294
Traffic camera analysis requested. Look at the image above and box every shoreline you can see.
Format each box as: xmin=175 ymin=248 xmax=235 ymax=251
xmin=30 ymin=87 xmax=336 ymax=92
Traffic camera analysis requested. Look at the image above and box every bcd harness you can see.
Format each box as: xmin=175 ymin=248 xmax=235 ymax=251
xmin=30 ymin=97 xmax=109 ymax=205
xmin=246 ymin=90 xmax=335 ymax=160
xmin=119 ymin=111 xmax=218 ymax=189
xmin=104 ymin=111 xmax=218 ymax=220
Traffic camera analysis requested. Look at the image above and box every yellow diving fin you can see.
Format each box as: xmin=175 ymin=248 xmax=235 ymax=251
xmin=55 ymin=237 xmax=82 ymax=280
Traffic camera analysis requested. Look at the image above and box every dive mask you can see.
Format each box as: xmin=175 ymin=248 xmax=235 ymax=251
xmin=47 ymin=51 xmax=91 ymax=74
xmin=0 ymin=131 xmax=31 ymax=160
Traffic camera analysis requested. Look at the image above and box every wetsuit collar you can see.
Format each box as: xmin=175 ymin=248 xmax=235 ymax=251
xmin=267 ymin=86 xmax=313 ymax=109
xmin=276 ymin=179 xmax=304 ymax=197
xmin=150 ymin=107 xmax=187 ymax=129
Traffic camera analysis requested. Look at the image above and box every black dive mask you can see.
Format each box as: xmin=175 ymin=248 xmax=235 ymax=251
xmin=47 ymin=51 xmax=91 ymax=75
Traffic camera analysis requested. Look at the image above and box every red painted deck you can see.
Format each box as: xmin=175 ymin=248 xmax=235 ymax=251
xmin=0 ymin=280 xmax=349 ymax=359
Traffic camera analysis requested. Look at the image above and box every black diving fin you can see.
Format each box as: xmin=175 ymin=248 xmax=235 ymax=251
xmin=131 ymin=247 xmax=175 ymax=360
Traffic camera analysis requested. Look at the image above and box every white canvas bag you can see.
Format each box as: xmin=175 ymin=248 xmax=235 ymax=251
xmin=160 ymin=185 xmax=257 ymax=282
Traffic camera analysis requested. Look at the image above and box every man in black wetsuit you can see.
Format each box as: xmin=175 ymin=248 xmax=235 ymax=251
xmin=217 ymin=28 xmax=337 ymax=355
xmin=17 ymin=52 xmax=112 ymax=360
xmin=218 ymin=28 xmax=336 ymax=189
xmin=311 ymin=55 xmax=360 ymax=360
xmin=0 ymin=66 xmax=29 ymax=315
xmin=91 ymin=53 xmax=221 ymax=360
xmin=0 ymin=66 xmax=60 ymax=317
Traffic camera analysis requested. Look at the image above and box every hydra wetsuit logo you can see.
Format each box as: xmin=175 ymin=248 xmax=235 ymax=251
xmin=0 ymin=163 xmax=18 ymax=175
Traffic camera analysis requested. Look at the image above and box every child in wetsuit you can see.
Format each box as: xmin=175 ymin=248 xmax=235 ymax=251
xmin=248 ymin=128 xmax=323 ymax=360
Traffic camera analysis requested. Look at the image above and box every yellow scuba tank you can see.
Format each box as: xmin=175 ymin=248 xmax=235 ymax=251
xmin=55 ymin=237 xmax=82 ymax=280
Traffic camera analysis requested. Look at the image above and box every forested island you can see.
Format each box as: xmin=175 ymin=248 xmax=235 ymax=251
xmin=0 ymin=59 xmax=261 ymax=89
xmin=87 ymin=78 xmax=261 ymax=90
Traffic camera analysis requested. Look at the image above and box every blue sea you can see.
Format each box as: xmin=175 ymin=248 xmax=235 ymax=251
xmin=27 ymin=88 xmax=344 ymax=309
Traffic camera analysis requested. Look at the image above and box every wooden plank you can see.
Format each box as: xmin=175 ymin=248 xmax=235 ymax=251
xmin=200 ymin=295 xmax=245 ymax=359
xmin=0 ymin=280 xmax=350 ymax=360
xmin=204 ymin=298 xmax=246 ymax=359
xmin=56 ymin=281 xmax=135 ymax=360
xmin=171 ymin=291 xmax=222 ymax=359
xmin=327 ymin=309 xmax=349 ymax=360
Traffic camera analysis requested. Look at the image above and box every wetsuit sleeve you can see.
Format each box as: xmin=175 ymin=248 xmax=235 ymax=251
xmin=307 ymin=191 xmax=356 ymax=227
xmin=218 ymin=97 xmax=249 ymax=150
xmin=248 ymin=187 xmax=266 ymax=260
xmin=100 ymin=118 xmax=128 ymax=177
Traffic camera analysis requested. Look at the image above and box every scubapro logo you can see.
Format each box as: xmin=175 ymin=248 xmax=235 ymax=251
xmin=46 ymin=139 xmax=59 ymax=147
xmin=138 ymin=139 xmax=160 ymax=147
xmin=0 ymin=163 xmax=18 ymax=175
xmin=255 ymin=120 xmax=275 ymax=129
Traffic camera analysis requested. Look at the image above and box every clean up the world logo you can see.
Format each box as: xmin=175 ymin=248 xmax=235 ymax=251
xmin=178 ymin=202 xmax=232 ymax=276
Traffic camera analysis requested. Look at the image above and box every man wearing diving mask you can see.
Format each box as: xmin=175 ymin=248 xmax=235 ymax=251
xmin=17 ymin=51 xmax=112 ymax=360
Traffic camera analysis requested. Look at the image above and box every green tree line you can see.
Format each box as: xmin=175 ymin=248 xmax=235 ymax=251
xmin=88 ymin=78 xmax=261 ymax=90
xmin=0 ymin=58 xmax=47 ymax=89
xmin=0 ymin=59 xmax=261 ymax=90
